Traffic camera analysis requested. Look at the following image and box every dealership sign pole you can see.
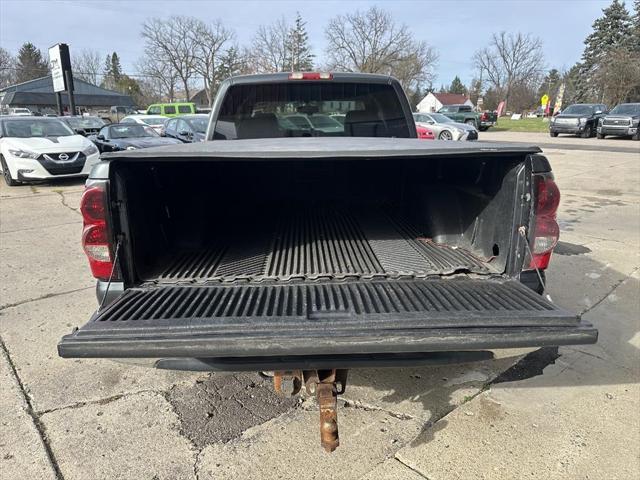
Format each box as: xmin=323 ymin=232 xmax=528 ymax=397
xmin=48 ymin=44 xmax=76 ymax=116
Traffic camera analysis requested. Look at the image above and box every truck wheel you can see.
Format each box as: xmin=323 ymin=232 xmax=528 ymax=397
xmin=439 ymin=130 xmax=453 ymax=140
xmin=479 ymin=126 xmax=488 ymax=132
xmin=596 ymin=133 xmax=605 ymax=139
xmin=580 ymin=125 xmax=593 ymax=138
xmin=0 ymin=155 xmax=19 ymax=187
xmin=633 ymin=130 xmax=640 ymax=141
xmin=550 ymin=132 xmax=558 ymax=137
xmin=465 ymin=119 xmax=477 ymax=128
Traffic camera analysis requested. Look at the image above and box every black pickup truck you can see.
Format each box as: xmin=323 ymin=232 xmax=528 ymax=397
xmin=59 ymin=73 xmax=596 ymax=451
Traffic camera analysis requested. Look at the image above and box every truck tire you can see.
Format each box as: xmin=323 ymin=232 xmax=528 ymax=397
xmin=580 ymin=124 xmax=593 ymax=138
xmin=465 ymin=119 xmax=477 ymax=128
xmin=479 ymin=126 xmax=488 ymax=132
xmin=633 ymin=130 xmax=639 ymax=141
xmin=550 ymin=132 xmax=558 ymax=137
xmin=0 ymin=155 xmax=19 ymax=187
xmin=596 ymin=133 xmax=605 ymax=139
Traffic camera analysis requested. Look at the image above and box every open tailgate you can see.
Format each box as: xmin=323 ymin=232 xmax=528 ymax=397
xmin=58 ymin=278 xmax=596 ymax=360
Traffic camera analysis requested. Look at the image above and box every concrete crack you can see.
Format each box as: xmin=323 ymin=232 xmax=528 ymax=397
xmin=341 ymin=398 xmax=416 ymax=421
xmin=193 ymin=447 xmax=204 ymax=480
xmin=0 ymin=337 xmax=65 ymax=480
xmin=0 ymin=286 xmax=93 ymax=311
xmin=37 ymin=389 xmax=164 ymax=416
xmin=580 ymin=266 xmax=639 ymax=316
xmin=53 ymin=190 xmax=81 ymax=216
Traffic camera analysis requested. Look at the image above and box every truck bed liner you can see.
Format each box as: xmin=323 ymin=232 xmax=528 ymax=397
xmin=150 ymin=207 xmax=492 ymax=283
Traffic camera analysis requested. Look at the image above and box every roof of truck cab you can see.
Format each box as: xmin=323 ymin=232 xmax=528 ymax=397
xmin=224 ymin=72 xmax=396 ymax=85
xmin=101 ymin=137 xmax=542 ymax=161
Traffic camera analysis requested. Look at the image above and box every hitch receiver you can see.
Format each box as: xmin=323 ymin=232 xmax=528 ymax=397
xmin=273 ymin=369 xmax=348 ymax=452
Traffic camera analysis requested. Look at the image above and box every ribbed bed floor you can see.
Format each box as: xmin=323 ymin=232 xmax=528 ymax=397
xmin=153 ymin=208 xmax=494 ymax=283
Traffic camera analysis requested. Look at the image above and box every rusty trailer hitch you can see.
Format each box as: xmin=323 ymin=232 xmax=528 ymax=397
xmin=273 ymin=369 xmax=348 ymax=452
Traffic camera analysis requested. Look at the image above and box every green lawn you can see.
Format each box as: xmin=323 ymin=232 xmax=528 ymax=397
xmin=491 ymin=117 xmax=550 ymax=133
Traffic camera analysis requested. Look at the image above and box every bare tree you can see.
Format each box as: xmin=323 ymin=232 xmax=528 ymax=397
xmin=190 ymin=19 xmax=235 ymax=105
xmin=0 ymin=47 xmax=16 ymax=89
xmin=324 ymin=7 xmax=438 ymax=93
xmin=472 ymin=32 xmax=544 ymax=111
xmin=72 ymin=49 xmax=101 ymax=85
xmin=250 ymin=17 xmax=290 ymax=72
xmin=136 ymin=55 xmax=179 ymax=102
xmin=141 ymin=16 xmax=198 ymax=99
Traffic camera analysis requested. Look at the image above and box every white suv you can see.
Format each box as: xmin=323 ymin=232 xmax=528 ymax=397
xmin=0 ymin=116 xmax=100 ymax=186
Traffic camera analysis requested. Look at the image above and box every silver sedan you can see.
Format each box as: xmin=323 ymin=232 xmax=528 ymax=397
xmin=413 ymin=112 xmax=478 ymax=141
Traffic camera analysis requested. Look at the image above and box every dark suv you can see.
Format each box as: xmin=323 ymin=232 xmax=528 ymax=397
xmin=550 ymin=103 xmax=607 ymax=138
xmin=597 ymin=103 xmax=640 ymax=140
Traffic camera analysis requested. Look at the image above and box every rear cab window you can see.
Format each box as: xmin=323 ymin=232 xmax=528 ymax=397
xmin=213 ymin=81 xmax=412 ymax=140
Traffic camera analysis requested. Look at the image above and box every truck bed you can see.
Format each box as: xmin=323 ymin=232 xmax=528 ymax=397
xmin=147 ymin=206 xmax=493 ymax=284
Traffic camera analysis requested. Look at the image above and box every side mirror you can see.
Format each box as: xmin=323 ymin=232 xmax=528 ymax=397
xmin=74 ymin=128 xmax=87 ymax=136
xmin=179 ymin=130 xmax=192 ymax=137
xmin=96 ymin=134 xmax=106 ymax=141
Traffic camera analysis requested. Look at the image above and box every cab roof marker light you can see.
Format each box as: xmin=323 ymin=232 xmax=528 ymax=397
xmin=288 ymin=72 xmax=334 ymax=80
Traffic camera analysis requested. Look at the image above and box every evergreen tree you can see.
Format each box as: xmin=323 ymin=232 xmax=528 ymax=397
xmin=448 ymin=76 xmax=467 ymax=95
xmin=102 ymin=52 xmax=123 ymax=91
xmin=110 ymin=52 xmax=122 ymax=82
xmin=576 ymin=0 xmax=633 ymax=101
xmin=537 ymin=69 xmax=563 ymax=101
xmin=438 ymin=84 xmax=447 ymax=93
xmin=287 ymin=12 xmax=314 ymax=71
xmin=633 ymin=0 xmax=640 ymax=51
xmin=15 ymin=42 xmax=48 ymax=83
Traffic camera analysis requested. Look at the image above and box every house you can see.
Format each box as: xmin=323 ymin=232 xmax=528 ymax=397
xmin=0 ymin=75 xmax=134 ymax=114
xmin=416 ymin=92 xmax=474 ymax=113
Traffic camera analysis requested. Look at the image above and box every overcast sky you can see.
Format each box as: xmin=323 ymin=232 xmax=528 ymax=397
xmin=0 ymin=0 xmax=613 ymax=87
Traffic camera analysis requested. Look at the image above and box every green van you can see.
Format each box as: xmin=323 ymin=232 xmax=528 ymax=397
xmin=146 ymin=103 xmax=196 ymax=117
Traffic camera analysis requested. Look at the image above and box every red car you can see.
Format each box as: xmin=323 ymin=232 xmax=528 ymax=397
xmin=416 ymin=124 xmax=435 ymax=139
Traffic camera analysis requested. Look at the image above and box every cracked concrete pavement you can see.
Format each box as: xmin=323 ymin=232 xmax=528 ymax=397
xmin=0 ymin=136 xmax=638 ymax=479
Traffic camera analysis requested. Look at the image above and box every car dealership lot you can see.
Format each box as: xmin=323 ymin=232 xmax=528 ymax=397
xmin=1 ymin=135 xmax=638 ymax=479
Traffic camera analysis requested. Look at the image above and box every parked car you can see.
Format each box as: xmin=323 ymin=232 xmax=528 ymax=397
xmin=413 ymin=112 xmax=478 ymax=140
xmin=163 ymin=114 xmax=208 ymax=143
xmin=283 ymin=114 xmax=344 ymax=134
xmin=8 ymin=107 xmax=32 ymax=116
xmin=478 ymin=110 xmax=498 ymax=130
xmin=416 ymin=124 xmax=435 ymax=139
xmin=96 ymin=106 xmax=137 ymax=124
xmin=88 ymin=123 xmax=181 ymax=153
xmin=59 ymin=115 xmax=106 ymax=136
xmin=146 ymin=102 xmax=196 ymax=117
xmin=597 ymin=103 xmax=640 ymax=140
xmin=0 ymin=116 xmax=100 ymax=186
xmin=120 ymin=115 xmax=168 ymax=135
xmin=437 ymin=104 xmax=483 ymax=129
xmin=60 ymin=72 xmax=596 ymax=453
xmin=549 ymin=103 xmax=608 ymax=138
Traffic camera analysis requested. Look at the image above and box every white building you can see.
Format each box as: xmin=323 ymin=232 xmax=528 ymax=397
xmin=416 ymin=92 xmax=474 ymax=113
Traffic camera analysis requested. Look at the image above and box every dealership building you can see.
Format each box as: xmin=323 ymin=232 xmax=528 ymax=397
xmin=0 ymin=75 xmax=134 ymax=114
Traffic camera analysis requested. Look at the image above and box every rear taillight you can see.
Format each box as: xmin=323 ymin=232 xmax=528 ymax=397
xmin=80 ymin=184 xmax=114 ymax=280
xmin=288 ymin=72 xmax=333 ymax=80
xmin=529 ymin=174 xmax=560 ymax=270
xmin=481 ymin=112 xmax=488 ymax=120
